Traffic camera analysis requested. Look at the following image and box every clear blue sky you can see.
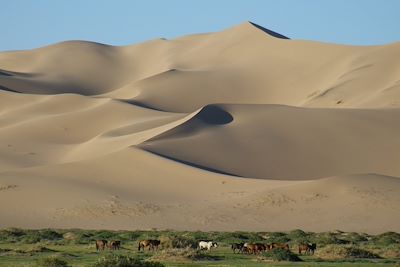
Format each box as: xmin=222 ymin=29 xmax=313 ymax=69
xmin=1 ymin=0 xmax=400 ymax=51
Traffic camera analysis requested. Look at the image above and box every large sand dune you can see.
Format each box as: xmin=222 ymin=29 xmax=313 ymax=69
xmin=0 ymin=22 xmax=399 ymax=233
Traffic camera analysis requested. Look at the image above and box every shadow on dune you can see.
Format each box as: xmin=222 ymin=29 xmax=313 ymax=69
xmin=140 ymin=149 xmax=242 ymax=177
xmin=249 ymin=22 xmax=290 ymax=39
xmin=0 ymin=85 xmax=20 ymax=93
xmin=0 ymin=70 xmax=13 ymax=76
xmin=196 ymin=105 xmax=233 ymax=125
xmin=119 ymin=99 xmax=168 ymax=112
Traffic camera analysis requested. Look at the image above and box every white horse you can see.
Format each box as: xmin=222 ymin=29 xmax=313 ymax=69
xmin=198 ymin=241 xmax=218 ymax=250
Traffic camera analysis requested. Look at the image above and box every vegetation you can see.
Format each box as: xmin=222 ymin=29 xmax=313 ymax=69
xmin=0 ymin=228 xmax=398 ymax=266
xmin=261 ymin=248 xmax=302 ymax=261
xmin=91 ymin=255 xmax=164 ymax=267
xmin=36 ymin=256 xmax=69 ymax=267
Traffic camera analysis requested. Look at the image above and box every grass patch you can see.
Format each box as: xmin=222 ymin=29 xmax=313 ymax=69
xmin=260 ymin=248 xmax=302 ymax=262
xmin=315 ymin=245 xmax=381 ymax=260
xmin=150 ymin=248 xmax=222 ymax=262
xmin=91 ymin=254 xmax=165 ymax=267
xmin=36 ymin=256 xmax=69 ymax=267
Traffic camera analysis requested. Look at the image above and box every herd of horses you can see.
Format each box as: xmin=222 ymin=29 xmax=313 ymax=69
xmin=231 ymin=242 xmax=317 ymax=255
xmin=95 ymin=239 xmax=317 ymax=256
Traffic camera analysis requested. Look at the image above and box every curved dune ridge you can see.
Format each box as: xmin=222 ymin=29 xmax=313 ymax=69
xmin=0 ymin=21 xmax=399 ymax=232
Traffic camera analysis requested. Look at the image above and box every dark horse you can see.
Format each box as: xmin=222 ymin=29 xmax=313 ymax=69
xmin=231 ymin=243 xmax=245 ymax=253
xmin=108 ymin=240 xmax=121 ymax=250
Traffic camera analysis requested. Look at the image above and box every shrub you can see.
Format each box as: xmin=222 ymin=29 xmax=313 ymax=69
xmin=159 ymin=235 xmax=197 ymax=249
xmin=367 ymin=244 xmax=400 ymax=259
xmin=91 ymin=255 xmax=164 ymax=267
xmin=118 ymin=231 xmax=142 ymax=241
xmin=262 ymin=232 xmax=290 ymax=244
xmin=262 ymin=248 xmax=302 ymax=262
xmin=20 ymin=230 xmax=63 ymax=243
xmin=372 ymin=232 xmax=400 ymax=246
xmin=36 ymin=256 xmax=69 ymax=267
xmin=287 ymin=229 xmax=311 ymax=243
xmin=150 ymin=248 xmax=221 ymax=262
xmin=315 ymin=245 xmax=380 ymax=259
xmin=93 ymin=231 xmax=115 ymax=240
xmin=311 ymin=232 xmax=349 ymax=246
xmin=338 ymin=232 xmax=369 ymax=244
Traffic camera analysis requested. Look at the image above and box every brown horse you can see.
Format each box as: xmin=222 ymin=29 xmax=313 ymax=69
xmin=138 ymin=239 xmax=160 ymax=251
xmin=271 ymin=243 xmax=290 ymax=250
xmin=298 ymin=243 xmax=309 ymax=254
xmin=298 ymin=243 xmax=317 ymax=255
xmin=109 ymin=240 xmax=121 ymax=250
xmin=95 ymin=240 xmax=108 ymax=251
xmin=245 ymin=243 xmax=266 ymax=254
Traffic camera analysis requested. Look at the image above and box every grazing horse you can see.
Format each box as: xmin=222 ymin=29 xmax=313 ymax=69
xmin=198 ymin=241 xmax=218 ymax=250
xmin=95 ymin=240 xmax=108 ymax=251
xmin=231 ymin=243 xmax=245 ymax=253
xmin=109 ymin=240 xmax=121 ymax=250
xmin=298 ymin=243 xmax=317 ymax=255
xmin=245 ymin=243 xmax=265 ymax=254
xmin=298 ymin=243 xmax=309 ymax=255
xmin=138 ymin=239 xmax=160 ymax=251
xmin=265 ymin=243 xmax=272 ymax=251
xmin=272 ymin=243 xmax=290 ymax=250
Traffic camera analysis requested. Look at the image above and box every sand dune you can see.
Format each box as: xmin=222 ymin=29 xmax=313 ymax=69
xmin=0 ymin=22 xmax=399 ymax=232
xmin=140 ymin=104 xmax=400 ymax=179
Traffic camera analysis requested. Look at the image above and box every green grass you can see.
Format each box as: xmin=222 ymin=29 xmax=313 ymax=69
xmin=0 ymin=229 xmax=399 ymax=267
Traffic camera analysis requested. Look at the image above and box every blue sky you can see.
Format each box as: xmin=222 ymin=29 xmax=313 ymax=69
xmin=1 ymin=0 xmax=400 ymax=51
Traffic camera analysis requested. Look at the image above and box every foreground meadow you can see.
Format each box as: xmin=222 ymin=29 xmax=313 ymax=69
xmin=0 ymin=229 xmax=399 ymax=266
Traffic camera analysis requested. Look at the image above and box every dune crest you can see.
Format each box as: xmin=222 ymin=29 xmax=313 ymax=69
xmin=0 ymin=22 xmax=399 ymax=232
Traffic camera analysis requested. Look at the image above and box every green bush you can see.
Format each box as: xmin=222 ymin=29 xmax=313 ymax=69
xmin=262 ymin=248 xmax=302 ymax=262
xmin=372 ymin=232 xmax=400 ymax=246
xmin=0 ymin=228 xmax=27 ymax=242
xmin=93 ymin=231 xmax=115 ymax=240
xmin=311 ymin=232 xmax=349 ymax=246
xmin=36 ymin=256 xmax=69 ymax=267
xmin=91 ymin=255 xmax=164 ymax=267
xmin=159 ymin=235 xmax=197 ymax=249
xmin=287 ymin=229 xmax=311 ymax=243
xmin=20 ymin=230 xmax=62 ymax=244
xmin=262 ymin=232 xmax=290 ymax=244
xmin=345 ymin=247 xmax=380 ymax=258
xmin=118 ymin=231 xmax=142 ymax=241
xmin=315 ymin=245 xmax=381 ymax=259
xmin=339 ymin=232 xmax=369 ymax=244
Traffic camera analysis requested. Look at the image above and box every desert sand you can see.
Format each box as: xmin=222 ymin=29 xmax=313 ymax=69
xmin=0 ymin=22 xmax=399 ymax=233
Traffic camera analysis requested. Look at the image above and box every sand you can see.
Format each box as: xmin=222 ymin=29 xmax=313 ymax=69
xmin=0 ymin=22 xmax=399 ymax=233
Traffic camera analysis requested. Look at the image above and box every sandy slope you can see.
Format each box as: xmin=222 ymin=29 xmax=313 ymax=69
xmin=0 ymin=22 xmax=399 ymax=233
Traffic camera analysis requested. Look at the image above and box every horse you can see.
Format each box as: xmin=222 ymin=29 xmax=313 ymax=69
xmin=231 ymin=243 xmax=245 ymax=253
xmin=245 ymin=243 xmax=265 ymax=254
xmin=308 ymin=243 xmax=317 ymax=255
xmin=298 ymin=243 xmax=317 ymax=255
xmin=271 ymin=243 xmax=290 ymax=250
xmin=108 ymin=240 xmax=121 ymax=250
xmin=95 ymin=240 xmax=108 ymax=251
xmin=198 ymin=241 xmax=218 ymax=250
xmin=298 ymin=243 xmax=309 ymax=254
xmin=138 ymin=239 xmax=160 ymax=251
